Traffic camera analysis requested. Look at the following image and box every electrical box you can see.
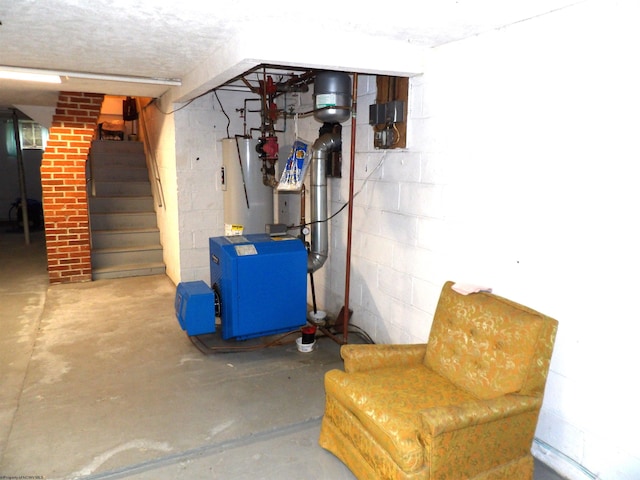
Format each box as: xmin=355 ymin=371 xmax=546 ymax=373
xmin=369 ymin=100 xmax=405 ymax=149
xmin=175 ymin=280 xmax=215 ymax=336
xmin=209 ymin=234 xmax=307 ymax=341
xmin=369 ymin=75 xmax=408 ymax=149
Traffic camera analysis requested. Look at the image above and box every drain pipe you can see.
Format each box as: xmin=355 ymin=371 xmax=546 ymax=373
xmin=307 ymin=132 xmax=341 ymax=273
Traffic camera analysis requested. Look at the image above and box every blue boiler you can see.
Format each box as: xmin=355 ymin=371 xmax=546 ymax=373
xmin=209 ymin=234 xmax=307 ymax=341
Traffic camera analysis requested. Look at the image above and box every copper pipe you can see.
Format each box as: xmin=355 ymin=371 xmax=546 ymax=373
xmin=342 ymin=73 xmax=358 ymax=343
xmin=319 ymin=326 xmax=346 ymax=345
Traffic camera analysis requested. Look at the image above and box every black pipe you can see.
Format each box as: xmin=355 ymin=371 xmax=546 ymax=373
xmin=309 ymin=271 xmax=318 ymax=315
xmin=307 ymin=243 xmax=318 ymax=314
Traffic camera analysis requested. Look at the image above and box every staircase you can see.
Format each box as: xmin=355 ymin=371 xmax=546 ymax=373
xmin=88 ymin=140 xmax=165 ymax=280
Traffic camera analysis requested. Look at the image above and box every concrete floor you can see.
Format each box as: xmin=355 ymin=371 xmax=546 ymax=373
xmin=0 ymin=227 xmax=566 ymax=479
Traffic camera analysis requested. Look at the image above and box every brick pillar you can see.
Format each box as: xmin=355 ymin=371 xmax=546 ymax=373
xmin=41 ymin=92 xmax=104 ymax=284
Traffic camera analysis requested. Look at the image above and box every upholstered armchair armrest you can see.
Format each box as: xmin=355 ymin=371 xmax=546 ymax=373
xmin=341 ymin=343 xmax=427 ymax=373
xmin=420 ymin=395 xmax=542 ymax=437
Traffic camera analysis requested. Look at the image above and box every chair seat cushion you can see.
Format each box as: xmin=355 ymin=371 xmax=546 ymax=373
xmin=325 ymin=364 xmax=475 ymax=473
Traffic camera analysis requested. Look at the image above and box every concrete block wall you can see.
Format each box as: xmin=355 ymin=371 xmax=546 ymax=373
xmin=173 ymin=94 xmax=226 ymax=283
xmin=41 ymin=92 xmax=103 ymax=284
xmin=402 ymin=3 xmax=640 ymax=479
xmin=320 ymin=74 xmax=441 ymax=345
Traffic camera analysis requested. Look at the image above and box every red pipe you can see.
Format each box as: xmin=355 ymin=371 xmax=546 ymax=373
xmin=342 ymin=73 xmax=358 ymax=343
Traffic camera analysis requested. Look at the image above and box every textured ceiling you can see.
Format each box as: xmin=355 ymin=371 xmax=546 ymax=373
xmin=0 ymin=0 xmax=582 ymax=111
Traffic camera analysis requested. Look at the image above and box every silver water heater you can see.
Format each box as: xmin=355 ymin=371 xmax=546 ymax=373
xmin=222 ymin=138 xmax=274 ymax=235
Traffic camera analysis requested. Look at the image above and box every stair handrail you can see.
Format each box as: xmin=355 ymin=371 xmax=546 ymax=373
xmin=137 ymin=99 xmax=165 ymax=209
xmin=86 ymin=149 xmax=94 ymax=249
xmin=87 ymin=149 xmax=96 ymax=197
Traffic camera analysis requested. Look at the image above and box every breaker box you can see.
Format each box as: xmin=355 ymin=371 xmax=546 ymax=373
xmin=210 ymin=233 xmax=307 ymax=341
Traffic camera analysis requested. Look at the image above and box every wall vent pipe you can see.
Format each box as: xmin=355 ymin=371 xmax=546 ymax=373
xmin=307 ymin=132 xmax=341 ymax=273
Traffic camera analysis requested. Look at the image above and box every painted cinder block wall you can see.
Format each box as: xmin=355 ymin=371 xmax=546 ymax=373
xmin=40 ymin=92 xmax=103 ymax=284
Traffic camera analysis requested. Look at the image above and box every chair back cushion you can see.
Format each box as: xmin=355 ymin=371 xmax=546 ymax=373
xmin=425 ymin=281 xmax=553 ymax=399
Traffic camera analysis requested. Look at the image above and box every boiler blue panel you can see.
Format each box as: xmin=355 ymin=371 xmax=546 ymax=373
xmin=209 ymin=234 xmax=307 ymax=341
xmin=175 ymin=280 xmax=215 ymax=336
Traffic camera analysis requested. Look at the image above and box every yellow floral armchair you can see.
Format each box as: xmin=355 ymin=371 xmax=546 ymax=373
xmin=319 ymin=281 xmax=558 ymax=480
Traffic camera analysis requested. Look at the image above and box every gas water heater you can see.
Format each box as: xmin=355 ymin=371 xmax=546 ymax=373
xmin=222 ymin=137 xmax=274 ymax=235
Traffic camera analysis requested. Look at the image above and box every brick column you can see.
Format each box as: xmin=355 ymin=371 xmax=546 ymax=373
xmin=41 ymin=92 xmax=104 ymax=284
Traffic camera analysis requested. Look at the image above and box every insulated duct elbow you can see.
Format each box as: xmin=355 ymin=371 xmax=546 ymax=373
xmin=307 ymin=132 xmax=341 ymax=273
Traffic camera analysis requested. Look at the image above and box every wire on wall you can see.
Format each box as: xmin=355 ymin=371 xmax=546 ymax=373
xmin=148 ymin=87 xmax=215 ymax=115
xmin=288 ymin=151 xmax=387 ymax=231
xmin=214 ymin=90 xmax=231 ymax=138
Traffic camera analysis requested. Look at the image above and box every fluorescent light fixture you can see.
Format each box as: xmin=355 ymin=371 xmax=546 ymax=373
xmin=0 ymin=67 xmax=61 ymax=84
xmin=0 ymin=66 xmax=181 ymax=86
xmin=58 ymin=70 xmax=182 ymax=86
